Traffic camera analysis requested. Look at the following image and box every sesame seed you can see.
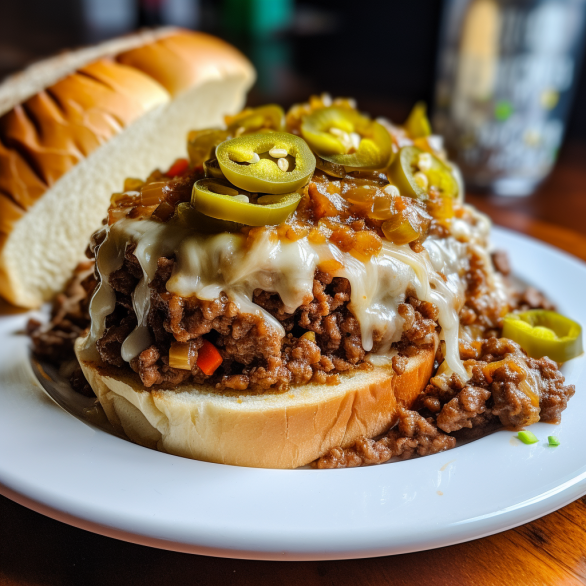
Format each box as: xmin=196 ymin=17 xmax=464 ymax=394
xmin=321 ymin=93 xmax=333 ymax=107
xmin=233 ymin=194 xmax=249 ymax=203
xmin=414 ymin=171 xmax=429 ymax=191
xmin=269 ymin=147 xmax=288 ymax=158
xmin=277 ymin=157 xmax=289 ymax=172
xmin=417 ymin=152 xmax=433 ymax=172
xmin=235 ymin=126 xmax=246 ymax=137
xmin=383 ymin=184 xmax=400 ymax=197
xmin=247 ymin=153 xmax=260 ymax=164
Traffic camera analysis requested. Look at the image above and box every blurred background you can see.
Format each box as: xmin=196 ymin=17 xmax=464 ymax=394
xmin=2 ymin=0 xmax=586 ymax=198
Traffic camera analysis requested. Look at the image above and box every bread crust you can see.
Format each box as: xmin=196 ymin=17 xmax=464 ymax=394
xmin=75 ymin=336 xmax=435 ymax=469
xmin=0 ymin=29 xmax=255 ymax=308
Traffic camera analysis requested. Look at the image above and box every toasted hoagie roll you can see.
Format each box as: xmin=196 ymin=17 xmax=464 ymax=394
xmin=0 ymin=28 xmax=254 ymax=308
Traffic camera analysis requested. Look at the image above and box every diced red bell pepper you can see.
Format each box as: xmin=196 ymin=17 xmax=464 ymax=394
xmin=165 ymin=158 xmax=190 ymax=177
xmin=197 ymin=339 xmax=223 ymax=375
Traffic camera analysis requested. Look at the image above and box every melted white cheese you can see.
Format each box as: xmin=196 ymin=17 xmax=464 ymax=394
xmin=81 ymin=214 xmax=494 ymax=380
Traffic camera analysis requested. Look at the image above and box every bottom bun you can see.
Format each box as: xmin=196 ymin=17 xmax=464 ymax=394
xmin=75 ymin=336 xmax=435 ymax=468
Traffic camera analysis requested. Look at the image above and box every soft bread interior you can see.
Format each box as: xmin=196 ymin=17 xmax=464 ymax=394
xmin=0 ymin=30 xmax=255 ymax=308
xmin=76 ymin=337 xmax=435 ymax=469
xmin=1 ymin=76 xmax=249 ymax=308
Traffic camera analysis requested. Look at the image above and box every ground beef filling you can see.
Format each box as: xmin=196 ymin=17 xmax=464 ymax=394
xmin=95 ymin=248 xmax=438 ymax=392
xmin=315 ymin=337 xmax=574 ymax=468
xmin=315 ymin=407 xmax=457 ymax=468
xmin=27 ymin=261 xmax=97 ymax=397
xmin=28 ymin=261 xmax=97 ymax=363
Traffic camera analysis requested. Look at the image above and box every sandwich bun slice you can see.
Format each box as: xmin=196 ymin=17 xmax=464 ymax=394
xmin=75 ymin=336 xmax=435 ymax=469
xmin=0 ymin=28 xmax=255 ymax=308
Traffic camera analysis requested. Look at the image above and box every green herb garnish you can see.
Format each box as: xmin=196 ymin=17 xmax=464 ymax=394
xmin=517 ymin=431 xmax=539 ymax=445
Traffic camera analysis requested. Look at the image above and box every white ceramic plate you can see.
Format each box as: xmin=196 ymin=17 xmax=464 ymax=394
xmin=1 ymin=226 xmax=585 ymax=560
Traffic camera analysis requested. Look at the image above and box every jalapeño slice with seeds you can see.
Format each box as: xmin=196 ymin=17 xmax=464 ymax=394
xmin=226 ymin=104 xmax=285 ymax=134
xmin=191 ymin=178 xmax=302 ymax=226
xmin=387 ymin=146 xmax=459 ymax=202
xmin=300 ymin=107 xmax=394 ymax=171
xmin=187 ymin=128 xmax=230 ymax=167
xmin=216 ymin=132 xmax=316 ymax=195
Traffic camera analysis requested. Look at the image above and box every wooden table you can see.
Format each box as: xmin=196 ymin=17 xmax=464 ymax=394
xmin=2 ymin=142 xmax=586 ymax=586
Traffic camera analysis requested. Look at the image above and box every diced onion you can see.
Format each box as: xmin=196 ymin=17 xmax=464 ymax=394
xmin=140 ymin=182 xmax=168 ymax=206
xmin=169 ymin=342 xmax=195 ymax=370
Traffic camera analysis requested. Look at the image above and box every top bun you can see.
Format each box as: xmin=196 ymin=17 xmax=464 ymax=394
xmin=0 ymin=28 xmax=255 ymax=308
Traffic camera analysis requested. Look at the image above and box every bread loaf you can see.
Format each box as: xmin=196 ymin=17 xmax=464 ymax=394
xmin=0 ymin=28 xmax=255 ymax=308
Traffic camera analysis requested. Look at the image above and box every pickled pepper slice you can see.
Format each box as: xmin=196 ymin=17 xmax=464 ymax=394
xmin=203 ymin=158 xmax=225 ymax=179
xmin=226 ymin=104 xmax=285 ymax=134
xmin=176 ymin=202 xmax=242 ymax=234
xmin=502 ymin=310 xmax=583 ymax=363
xmin=300 ymin=107 xmax=393 ymax=170
xmin=187 ymin=128 xmax=230 ymax=166
xmin=216 ymin=132 xmax=316 ymax=195
xmin=191 ymin=178 xmax=302 ymax=226
xmin=387 ymin=146 xmax=459 ymax=201
xmin=404 ymin=102 xmax=432 ymax=139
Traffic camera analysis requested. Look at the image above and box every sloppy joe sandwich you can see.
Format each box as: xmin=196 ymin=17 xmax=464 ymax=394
xmin=65 ymin=96 xmax=579 ymax=468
